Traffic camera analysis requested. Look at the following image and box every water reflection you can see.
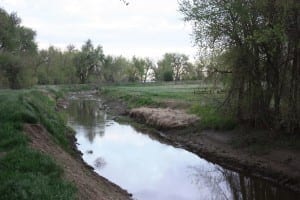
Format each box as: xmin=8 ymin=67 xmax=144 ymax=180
xmin=94 ymin=157 xmax=107 ymax=170
xmin=67 ymin=98 xmax=300 ymax=200
xmin=68 ymin=99 xmax=106 ymax=142
xmin=189 ymin=164 xmax=298 ymax=200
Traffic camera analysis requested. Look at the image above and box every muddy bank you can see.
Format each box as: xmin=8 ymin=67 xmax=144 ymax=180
xmin=102 ymin=94 xmax=300 ymax=194
xmin=165 ymin=129 xmax=300 ymax=193
xmin=23 ymin=124 xmax=131 ymax=200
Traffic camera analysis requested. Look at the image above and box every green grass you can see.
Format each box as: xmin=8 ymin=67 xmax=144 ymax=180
xmin=22 ymin=91 xmax=71 ymax=150
xmin=0 ymin=147 xmax=75 ymax=200
xmin=103 ymin=82 xmax=222 ymax=105
xmin=102 ymin=82 xmax=236 ymax=130
xmin=0 ymin=89 xmax=76 ymax=199
xmin=0 ymin=123 xmax=27 ymax=151
xmin=189 ymin=104 xmax=236 ymax=130
xmin=103 ymin=82 xmax=205 ymax=103
xmin=53 ymin=84 xmax=98 ymax=93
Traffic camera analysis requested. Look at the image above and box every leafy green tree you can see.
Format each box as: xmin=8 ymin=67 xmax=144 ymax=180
xmin=125 ymin=63 xmax=139 ymax=82
xmin=73 ymin=40 xmax=104 ymax=84
xmin=171 ymin=53 xmax=189 ymax=82
xmin=156 ymin=53 xmax=190 ymax=82
xmin=123 ymin=57 xmax=150 ymax=82
xmin=36 ymin=45 xmax=77 ymax=85
xmin=156 ymin=53 xmax=173 ymax=81
xmin=0 ymin=53 xmax=22 ymax=88
xmin=180 ymin=62 xmax=197 ymax=81
xmin=102 ymin=55 xmax=130 ymax=83
xmin=132 ymin=56 xmax=146 ymax=82
xmin=163 ymin=71 xmax=173 ymax=82
xmin=132 ymin=56 xmax=156 ymax=82
xmin=192 ymin=60 xmax=206 ymax=80
xmin=179 ymin=0 xmax=300 ymax=133
xmin=0 ymin=10 xmax=37 ymax=53
xmin=63 ymin=45 xmax=78 ymax=84
xmin=143 ymin=58 xmax=155 ymax=82
xmin=0 ymin=8 xmax=37 ymax=88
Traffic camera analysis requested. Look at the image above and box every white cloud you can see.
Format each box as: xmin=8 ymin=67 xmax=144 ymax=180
xmin=1 ymin=0 xmax=196 ymax=60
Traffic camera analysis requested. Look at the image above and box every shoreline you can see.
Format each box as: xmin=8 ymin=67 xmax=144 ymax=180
xmin=47 ymin=94 xmax=133 ymax=200
xmin=101 ymin=93 xmax=300 ymax=194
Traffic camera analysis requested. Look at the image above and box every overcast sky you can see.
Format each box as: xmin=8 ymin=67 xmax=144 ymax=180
xmin=1 ymin=0 xmax=196 ymax=60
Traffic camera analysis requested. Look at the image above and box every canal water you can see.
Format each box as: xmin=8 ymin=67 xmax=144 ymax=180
xmin=67 ymin=96 xmax=299 ymax=200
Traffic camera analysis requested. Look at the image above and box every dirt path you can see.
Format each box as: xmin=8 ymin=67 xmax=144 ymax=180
xmin=24 ymin=124 xmax=131 ymax=200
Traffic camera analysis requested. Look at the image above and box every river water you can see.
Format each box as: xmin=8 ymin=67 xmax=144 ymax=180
xmin=67 ymin=96 xmax=299 ymax=200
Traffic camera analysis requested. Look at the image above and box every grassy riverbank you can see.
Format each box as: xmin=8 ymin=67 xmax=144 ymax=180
xmin=101 ymin=82 xmax=236 ymax=130
xmin=0 ymin=88 xmax=132 ymax=200
xmin=0 ymin=89 xmax=76 ymax=199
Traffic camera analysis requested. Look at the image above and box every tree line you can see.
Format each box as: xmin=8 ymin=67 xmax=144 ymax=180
xmin=179 ymin=0 xmax=299 ymax=133
xmin=0 ymin=7 xmax=208 ymax=88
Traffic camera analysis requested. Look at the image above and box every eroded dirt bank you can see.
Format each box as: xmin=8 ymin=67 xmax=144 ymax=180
xmin=24 ymin=124 xmax=131 ymax=200
xmin=103 ymin=95 xmax=300 ymax=193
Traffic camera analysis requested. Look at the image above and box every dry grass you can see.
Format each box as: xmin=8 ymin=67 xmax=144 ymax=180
xmin=130 ymin=107 xmax=199 ymax=129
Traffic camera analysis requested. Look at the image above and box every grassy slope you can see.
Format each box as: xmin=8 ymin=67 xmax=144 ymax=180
xmin=0 ymin=89 xmax=76 ymax=200
xmin=102 ymin=82 xmax=236 ymax=130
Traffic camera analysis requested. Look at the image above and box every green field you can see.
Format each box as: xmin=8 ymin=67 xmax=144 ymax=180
xmin=102 ymin=82 xmax=236 ymax=130
xmin=0 ymin=89 xmax=76 ymax=200
xmin=103 ymin=82 xmax=223 ymax=105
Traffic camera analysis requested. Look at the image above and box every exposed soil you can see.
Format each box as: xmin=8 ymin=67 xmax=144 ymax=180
xmin=102 ymin=94 xmax=300 ymax=193
xmin=129 ymin=107 xmax=199 ymax=129
xmin=23 ymin=124 xmax=132 ymax=200
xmin=166 ymin=129 xmax=300 ymax=192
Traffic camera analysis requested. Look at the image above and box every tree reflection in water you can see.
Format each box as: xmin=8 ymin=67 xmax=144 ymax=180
xmin=68 ymin=98 xmax=300 ymax=200
xmin=94 ymin=157 xmax=107 ymax=170
xmin=68 ymin=100 xmax=106 ymax=142
xmin=189 ymin=165 xmax=297 ymax=200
